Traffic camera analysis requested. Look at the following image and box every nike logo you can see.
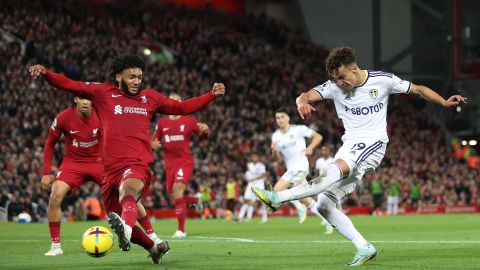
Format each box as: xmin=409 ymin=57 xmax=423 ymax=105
xmin=69 ymin=130 xmax=79 ymax=134
xmin=163 ymin=128 xmax=170 ymax=131
xmin=112 ymin=94 xmax=122 ymax=97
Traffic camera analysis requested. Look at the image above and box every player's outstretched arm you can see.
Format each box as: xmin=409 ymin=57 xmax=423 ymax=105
xmin=157 ymin=83 xmax=225 ymax=115
xmin=296 ymin=89 xmax=322 ymax=119
xmin=28 ymin=64 xmax=94 ymax=98
xmin=305 ymin=132 xmax=323 ymax=156
xmin=409 ymin=84 xmax=467 ymax=107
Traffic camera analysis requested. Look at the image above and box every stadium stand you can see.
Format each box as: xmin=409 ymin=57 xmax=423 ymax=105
xmin=0 ymin=0 xmax=478 ymax=221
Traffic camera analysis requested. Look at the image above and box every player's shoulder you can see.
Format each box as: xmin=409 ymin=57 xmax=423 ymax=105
xmin=141 ymin=89 xmax=163 ymax=98
xmin=367 ymin=70 xmax=395 ymax=84
xmin=57 ymin=107 xmax=76 ymax=119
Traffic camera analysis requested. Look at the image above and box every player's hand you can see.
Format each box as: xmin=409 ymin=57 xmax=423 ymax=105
xmin=41 ymin=175 xmax=53 ymax=191
xmin=443 ymin=95 xmax=467 ymax=107
xmin=297 ymin=103 xmax=316 ymax=120
xmin=304 ymin=148 xmax=313 ymax=156
xmin=271 ymin=142 xmax=279 ymax=152
xmin=198 ymin=123 xmax=210 ymax=134
xmin=151 ymin=138 xmax=162 ymax=150
xmin=212 ymin=83 xmax=225 ymax=97
xmin=28 ymin=64 xmax=46 ymax=79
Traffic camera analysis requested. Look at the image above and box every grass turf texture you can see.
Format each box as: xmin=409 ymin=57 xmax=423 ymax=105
xmin=1 ymin=214 xmax=479 ymax=269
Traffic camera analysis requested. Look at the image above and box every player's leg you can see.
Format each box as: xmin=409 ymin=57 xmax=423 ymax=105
xmin=238 ymin=201 xmax=249 ymax=222
xmin=392 ymin=196 xmax=398 ymax=215
xmin=316 ymin=189 xmax=376 ymax=266
xmin=171 ymin=181 xmax=188 ymax=238
xmin=137 ymin=202 xmax=163 ymax=244
xmin=239 ymin=183 xmax=253 ymax=222
xmin=246 ymin=200 xmax=255 ymax=221
xmin=274 ymin=173 xmax=308 ymax=222
xmin=258 ymin=201 xmax=268 ymax=224
xmin=45 ymin=180 xmax=71 ymax=256
xmin=129 ymin=225 xmax=170 ymax=264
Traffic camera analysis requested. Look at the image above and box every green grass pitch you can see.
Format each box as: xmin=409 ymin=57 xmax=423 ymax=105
xmin=1 ymin=214 xmax=480 ymax=269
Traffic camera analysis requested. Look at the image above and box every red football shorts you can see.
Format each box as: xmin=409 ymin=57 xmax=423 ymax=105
xmin=101 ymin=163 xmax=152 ymax=214
xmin=54 ymin=161 xmax=103 ymax=194
xmin=165 ymin=161 xmax=194 ymax=194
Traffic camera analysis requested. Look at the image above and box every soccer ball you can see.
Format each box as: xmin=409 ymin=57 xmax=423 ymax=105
xmin=81 ymin=226 xmax=114 ymax=257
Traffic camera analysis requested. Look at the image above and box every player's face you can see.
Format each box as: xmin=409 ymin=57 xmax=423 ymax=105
xmin=330 ymin=64 xmax=359 ymax=92
xmin=275 ymin=112 xmax=290 ymax=129
xmin=117 ymin=68 xmax=143 ymax=95
xmin=75 ymin=97 xmax=92 ymax=114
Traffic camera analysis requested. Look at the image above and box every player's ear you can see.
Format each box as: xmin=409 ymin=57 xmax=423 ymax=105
xmin=115 ymin=73 xmax=122 ymax=84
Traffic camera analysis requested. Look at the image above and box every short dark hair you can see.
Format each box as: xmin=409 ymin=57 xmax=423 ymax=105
xmin=110 ymin=53 xmax=146 ymax=78
xmin=325 ymin=47 xmax=356 ymax=75
xmin=275 ymin=107 xmax=289 ymax=116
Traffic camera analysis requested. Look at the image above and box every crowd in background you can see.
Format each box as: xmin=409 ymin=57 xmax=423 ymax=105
xmin=1 ymin=0 xmax=478 ymax=222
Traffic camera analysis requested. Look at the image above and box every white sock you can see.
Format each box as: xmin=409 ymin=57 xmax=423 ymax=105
xmin=51 ymin=242 xmax=61 ymax=249
xmin=125 ymin=224 xmax=133 ymax=240
xmin=260 ymin=205 xmax=268 ymax=221
xmin=246 ymin=205 xmax=254 ymax=220
xmin=148 ymin=232 xmax=160 ymax=242
xmin=290 ymin=200 xmax=304 ymax=210
xmin=319 ymin=195 xmax=369 ymax=249
xmin=149 ymin=243 xmax=158 ymax=254
xmin=238 ymin=204 xmax=248 ymax=221
xmin=277 ymin=164 xmax=343 ymax=202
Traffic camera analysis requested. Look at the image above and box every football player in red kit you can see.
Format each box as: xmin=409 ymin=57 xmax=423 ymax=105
xmin=152 ymin=93 xmax=210 ymax=238
xmin=29 ymin=53 xmax=225 ymax=264
xmin=43 ymin=97 xmax=162 ymax=256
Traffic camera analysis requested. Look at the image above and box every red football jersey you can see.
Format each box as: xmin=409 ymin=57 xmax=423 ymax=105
xmin=44 ymin=71 xmax=216 ymax=169
xmin=154 ymin=116 xmax=200 ymax=164
xmin=43 ymin=107 xmax=102 ymax=175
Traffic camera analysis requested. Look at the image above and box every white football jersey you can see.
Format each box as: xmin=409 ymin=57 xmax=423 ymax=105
xmin=314 ymin=71 xmax=411 ymax=141
xmin=245 ymin=162 xmax=266 ymax=184
xmin=272 ymin=125 xmax=314 ymax=172
xmin=315 ymin=156 xmax=334 ymax=176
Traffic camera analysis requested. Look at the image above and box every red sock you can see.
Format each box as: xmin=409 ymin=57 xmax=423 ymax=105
xmin=49 ymin=222 xmax=61 ymax=243
xmin=184 ymin=195 xmax=198 ymax=205
xmin=130 ymin=225 xmax=154 ymax=250
xmin=175 ymin=197 xmax=187 ymax=232
xmin=138 ymin=216 xmax=154 ymax=235
xmin=120 ymin=195 xmax=138 ymax=228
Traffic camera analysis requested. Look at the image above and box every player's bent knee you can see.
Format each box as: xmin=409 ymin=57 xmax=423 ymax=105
xmin=317 ymin=193 xmax=337 ymax=215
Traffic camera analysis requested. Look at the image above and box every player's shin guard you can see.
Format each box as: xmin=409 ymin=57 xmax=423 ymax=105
xmin=174 ymin=198 xmax=187 ymax=232
xmin=317 ymin=193 xmax=368 ymax=249
xmin=121 ymin=195 xmax=138 ymax=229
xmin=277 ymin=164 xmax=343 ymax=202
xmin=131 ymin=225 xmax=155 ymax=250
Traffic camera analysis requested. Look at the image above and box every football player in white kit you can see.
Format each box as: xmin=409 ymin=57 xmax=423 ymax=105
xmin=314 ymin=146 xmax=340 ymax=234
xmin=238 ymin=152 xmax=268 ymax=223
xmin=253 ymin=47 xmax=466 ymax=266
xmin=271 ymin=108 xmax=324 ymax=223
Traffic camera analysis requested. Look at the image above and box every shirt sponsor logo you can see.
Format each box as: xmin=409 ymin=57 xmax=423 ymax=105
xmin=114 ymin=105 xmax=147 ymax=115
xmin=114 ymin=105 xmax=123 ymax=114
xmin=164 ymin=134 xmax=185 ymax=143
xmin=72 ymin=139 xmax=98 ymax=148
xmin=350 ymin=102 xmax=384 ymax=115
xmin=280 ymin=141 xmax=296 ymax=150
